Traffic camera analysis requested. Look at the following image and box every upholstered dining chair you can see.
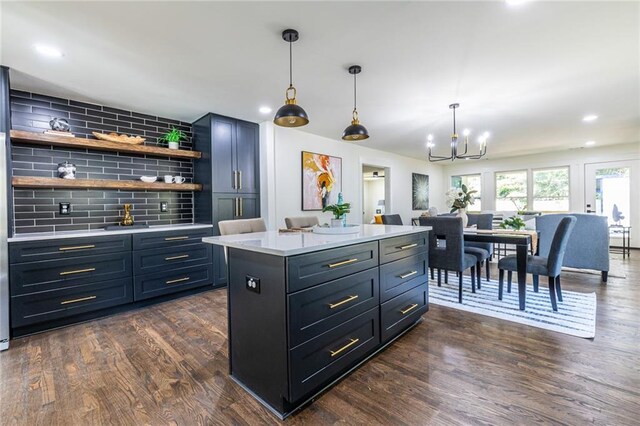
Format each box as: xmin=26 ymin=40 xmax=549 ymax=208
xmin=466 ymin=213 xmax=494 ymax=282
xmin=218 ymin=218 xmax=267 ymax=236
xmin=381 ymin=214 xmax=403 ymax=225
xmin=284 ymin=216 xmax=319 ymax=229
xmin=419 ymin=216 xmax=478 ymax=303
xmin=498 ymin=216 xmax=576 ymax=311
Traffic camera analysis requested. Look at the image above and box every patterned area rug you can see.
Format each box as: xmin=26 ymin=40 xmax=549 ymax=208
xmin=429 ymin=276 xmax=597 ymax=338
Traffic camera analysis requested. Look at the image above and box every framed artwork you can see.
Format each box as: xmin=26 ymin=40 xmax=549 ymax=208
xmin=301 ymin=151 xmax=342 ymax=211
xmin=412 ymin=173 xmax=429 ymax=210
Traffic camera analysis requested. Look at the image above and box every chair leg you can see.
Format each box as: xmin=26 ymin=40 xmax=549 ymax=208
xmin=556 ymin=275 xmax=563 ymax=302
xmin=498 ymin=269 xmax=504 ymax=300
xmin=601 ymin=271 xmax=608 ymax=283
xmin=476 ymin=261 xmax=481 ymax=289
xmin=458 ymin=271 xmax=463 ymax=303
xmin=548 ymin=276 xmax=558 ymax=311
xmin=486 ymin=258 xmax=490 ymax=282
xmin=533 ymin=275 xmax=539 ymax=293
xmin=437 ymin=269 xmax=442 ymax=287
xmin=430 ymin=267 xmax=434 ymax=280
xmin=507 ymin=271 xmax=512 ymax=293
xmin=445 ymin=270 xmax=448 ymax=284
xmin=471 ymin=266 xmax=476 ymax=293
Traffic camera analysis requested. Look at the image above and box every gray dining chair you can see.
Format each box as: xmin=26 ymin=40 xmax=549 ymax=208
xmin=381 ymin=214 xmax=403 ymax=225
xmin=466 ymin=213 xmax=494 ymax=282
xmin=285 ymin=216 xmax=319 ymax=229
xmin=419 ymin=216 xmax=478 ymax=303
xmin=218 ymin=218 xmax=267 ymax=236
xmin=498 ymin=216 xmax=576 ymax=311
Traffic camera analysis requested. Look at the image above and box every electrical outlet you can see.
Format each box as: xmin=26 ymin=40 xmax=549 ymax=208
xmin=59 ymin=202 xmax=71 ymax=215
xmin=246 ymin=276 xmax=260 ymax=294
xmin=160 ymin=202 xmax=168 ymax=212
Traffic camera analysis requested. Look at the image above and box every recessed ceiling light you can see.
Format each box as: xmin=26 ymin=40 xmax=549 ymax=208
xmin=259 ymin=106 xmax=272 ymax=114
xmin=34 ymin=43 xmax=62 ymax=58
xmin=585 ymin=140 xmax=596 ymax=146
xmin=582 ymin=114 xmax=598 ymax=122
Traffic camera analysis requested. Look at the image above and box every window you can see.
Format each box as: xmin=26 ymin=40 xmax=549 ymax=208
xmin=533 ymin=167 xmax=569 ymax=212
xmin=451 ymin=174 xmax=482 ymax=211
xmin=495 ymin=170 xmax=527 ymax=211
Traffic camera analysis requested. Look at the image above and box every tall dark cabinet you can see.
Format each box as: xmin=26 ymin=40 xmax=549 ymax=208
xmin=193 ymin=113 xmax=260 ymax=287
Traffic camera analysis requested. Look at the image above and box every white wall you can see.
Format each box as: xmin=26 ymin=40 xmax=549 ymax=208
xmin=363 ymin=178 xmax=385 ymax=223
xmin=442 ymin=142 xmax=640 ymax=245
xmin=259 ymin=122 xmax=446 ymax=229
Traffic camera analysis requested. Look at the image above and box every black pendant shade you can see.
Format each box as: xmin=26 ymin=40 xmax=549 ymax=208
xmin=274 ymin=29 xmax=309 ymax=128
xmin=342 ymin=65 xmax=369 ymax=141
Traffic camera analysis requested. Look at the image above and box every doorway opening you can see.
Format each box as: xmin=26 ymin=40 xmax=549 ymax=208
xmin=362 ymin=165 xmax=387 ymax=224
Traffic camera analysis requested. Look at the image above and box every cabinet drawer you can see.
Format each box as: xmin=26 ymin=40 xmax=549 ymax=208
xmin=379 ymin=232 xmax=428 ymax=264
xmin=132 ymin=228 xmax=213 ymax=250
xmin=10 ymin=252 xmax=132 ymax=296
xmin=289 ymin=307 xmax=379 ymax=402
xmin=380 ymin=283 xmax=428 ymax=343
xmin=11 ymin=278 xmax=132 ymax=328
xmin=133 ymin=264 xmax=213 ymax=301
xmin=9 ymin=235 xmax=131 ymax=264
xmin=133 ymin=244 xmax=212 ymax=275
xmin=288 ymin=268 xmax=379 ymax=348
xmin=287 ymin=242 xmax=379 ymax=293
xmin=379 ymin=252 xmax=428 ymax=302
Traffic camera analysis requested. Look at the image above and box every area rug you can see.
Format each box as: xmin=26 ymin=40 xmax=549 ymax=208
xmin=428 ymin=276 xmax=597 ymax=338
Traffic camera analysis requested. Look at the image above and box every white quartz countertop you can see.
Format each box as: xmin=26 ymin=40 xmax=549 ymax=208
xmin=8 ymin=223 xmax=214 ymax=242
xmin=202 ymin=224 xmax=430 ymax=256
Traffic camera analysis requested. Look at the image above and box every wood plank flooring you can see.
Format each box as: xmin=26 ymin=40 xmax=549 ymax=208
xmin=1 ymin=253 xmax=638 ymax=425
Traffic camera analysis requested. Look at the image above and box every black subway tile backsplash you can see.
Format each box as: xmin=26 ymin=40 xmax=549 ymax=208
xmin=10 ymin=90 xmax=195 ymax=234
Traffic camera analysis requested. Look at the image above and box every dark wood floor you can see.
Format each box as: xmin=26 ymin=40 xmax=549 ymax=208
xmin=1 ymin=253 xmax=638 ymax=425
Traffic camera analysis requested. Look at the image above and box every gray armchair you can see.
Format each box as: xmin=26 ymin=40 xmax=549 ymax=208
xmin=535 ymin=213 xmax=610 ymax=282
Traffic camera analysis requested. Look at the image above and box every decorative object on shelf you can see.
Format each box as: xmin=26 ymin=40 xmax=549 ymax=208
xmin=49 ymin=117 xmax=70 ymax=132
xmin=159 ymin=126 xmax=187 ymax=150
xmin=120 ymin=204 xmax=134 ymax=226
xmin=139 ymin=176 xmax=157 ymax=183
xmin=163 ymin=175 xmax=186 ymax=184
xmin=446 ymin=184 xmax=477 ymax=228
xmin=427 ymin=103 xmax=489 ymax=162
xmin=302 ymin=151 xmax=342 ymax=210
xmin=57 ymin=161 xmax=76 ymax=179
xmin=612 ymin=204 xmax=625 ymax=224
xmin=273 ymin=29 xmax=309 ymax=127
xmin=342 ymin=65 xmax=369 ymax=141
xmin=412 ymin=173 xmax=430 ymax=210
xmin=322 ymin=194 xmax=351 ymax=227
xmin=92 ymin=131 xmax=145 ymax=145
xmin=499 ymin=216 xmax=526 ymax=230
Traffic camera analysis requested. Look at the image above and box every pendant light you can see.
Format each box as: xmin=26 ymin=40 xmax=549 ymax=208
xmin=273 ymin=29 xmax=309 ymax=127
xmin=342 ymin=65 xmax=369 ymax=141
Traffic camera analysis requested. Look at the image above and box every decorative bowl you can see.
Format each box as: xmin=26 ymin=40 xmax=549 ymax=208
xmin=92 ymin=131 xmax=145 ymax=145
xmin=139 ymin=176 xmax=157 ymax=183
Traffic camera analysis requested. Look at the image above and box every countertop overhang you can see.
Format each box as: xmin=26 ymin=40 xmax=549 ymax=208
xmin=8 ymin=223 xmax=214 ymax=242
xmin=202 ymin=224 xmax=431 ymax=256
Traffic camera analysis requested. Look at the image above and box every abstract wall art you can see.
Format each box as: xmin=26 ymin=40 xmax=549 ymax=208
xmin=301 ymin=151 xmax=342 ymax=210
xmin=412 ymin=173 xmax=429 ymax=210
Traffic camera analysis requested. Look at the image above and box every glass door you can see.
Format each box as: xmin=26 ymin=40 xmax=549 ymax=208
xmin=585 ymin=160 xmax=639 ymax=248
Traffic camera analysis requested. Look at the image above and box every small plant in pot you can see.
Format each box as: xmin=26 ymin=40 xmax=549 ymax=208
xmin=500 ymin=216 xmax=526 ymax=230
xmin=159 ymin=127 xmax=186 ymax=150
xmin=323 ymin=202 xmax=351 ymax=227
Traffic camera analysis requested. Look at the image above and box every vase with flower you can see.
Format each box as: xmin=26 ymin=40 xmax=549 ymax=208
xmin=446 ymin=185 xmax=477 ymax=228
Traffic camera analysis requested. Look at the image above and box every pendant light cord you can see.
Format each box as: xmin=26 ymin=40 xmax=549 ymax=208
xmin=452 ymin=106 xmax=457 ymax=135
xmin=353 ymin=72 xmax=357 ymax=112
xmin=289 ymin=40 xmax=293 ymax=87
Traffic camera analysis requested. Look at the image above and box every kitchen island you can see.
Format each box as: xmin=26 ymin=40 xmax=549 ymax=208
xmin=203 ymin=224 xmax=430 ymax=418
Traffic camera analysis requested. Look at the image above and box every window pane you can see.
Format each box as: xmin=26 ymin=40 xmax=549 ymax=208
xmin=495 ymin=170 xmax=527 ymax=211
xmin=451 ymin=174 xmax=481 ymax=211
xmin=533 ymin=167 xmax=569 ymax=212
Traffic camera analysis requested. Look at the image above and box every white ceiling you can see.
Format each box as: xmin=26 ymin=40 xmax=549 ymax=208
xmin=2 ymin=1 xmax=639 ymax=160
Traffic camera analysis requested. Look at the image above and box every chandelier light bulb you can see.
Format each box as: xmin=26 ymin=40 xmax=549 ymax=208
xmin=427 ymin=134 xmax=433 ymax=142
xmin=463 ymin=129 xmax=470 ymax=136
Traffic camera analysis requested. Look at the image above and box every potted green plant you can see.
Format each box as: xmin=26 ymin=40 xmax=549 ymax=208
xmin=323 ymin=202 xmax=351 ymax=227
xmin=500 ymin=216 xmax=526 ymax=230
xmin=159 ymin=126 xmax=187 ymax=150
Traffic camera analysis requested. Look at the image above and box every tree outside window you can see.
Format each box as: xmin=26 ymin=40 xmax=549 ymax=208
xmin=452 ymin=174 xmax=481 ymax=211
xmin=533 ymin=167 xmax=569 ymax=212
xmin=496 ymin=170 xmax=527 ymax=211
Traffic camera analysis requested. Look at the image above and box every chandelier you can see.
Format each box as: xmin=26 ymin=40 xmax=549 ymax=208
xmin=427 ymin=103 xmax=488 ymax=162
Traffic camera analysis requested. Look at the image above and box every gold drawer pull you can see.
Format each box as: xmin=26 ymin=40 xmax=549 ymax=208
xmin=165 ymin=254 xmax=190 ymax=261
xmin=400 ymin=303 xmax=419 ymax=315
xmin=165 ymin=236 xmax=189 ymax=241
xmin=60 ymin=267 xmax=96 ymax=276
xmin=329 ymin=295 xmax=359 ymax=309
xmin=399 ymin=270 xmax=418 ymax=279
xmin=166 ymin=277 xmax=190 ymax=285
xmin=61 ymin=295 xmax=96 ymax=305
xmin=398 ymin=243 xmax=418 ymax=250
xmin=327 ymin=258 xmax=358 ymax=268
xmin=59 ymin=244 xmax=95 ymax=251
xmin=330 ymin=338 xmax=360 ymax=357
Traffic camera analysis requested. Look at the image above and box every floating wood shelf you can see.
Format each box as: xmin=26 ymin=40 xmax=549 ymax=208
xmin=12 ymin=177 xmax=202 ymax=192
xmin=10 ymin=130 xmax=201 ymax=160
